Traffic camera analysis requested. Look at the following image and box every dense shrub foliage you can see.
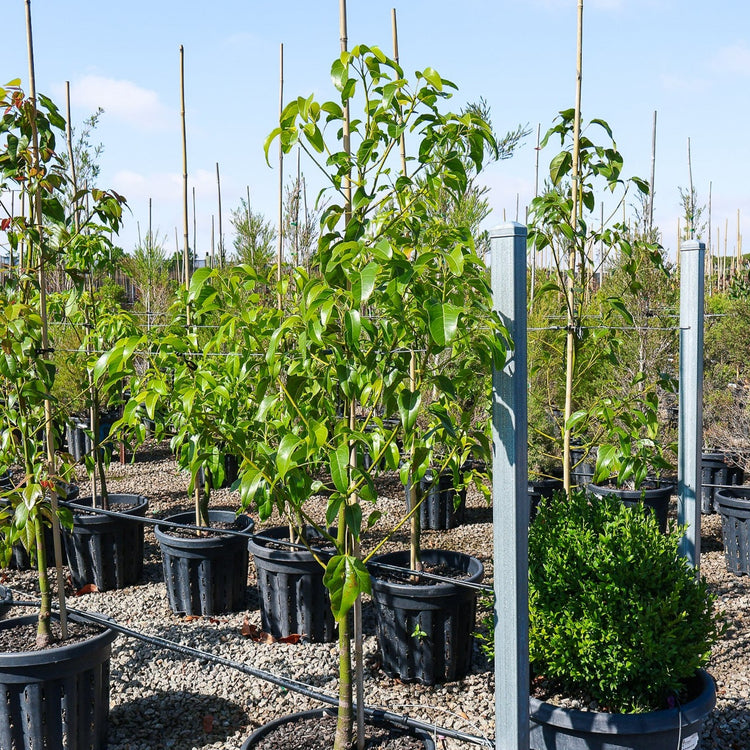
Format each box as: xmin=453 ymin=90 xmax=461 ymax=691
xmin=528 ymin=490 xmax=723 ymax=712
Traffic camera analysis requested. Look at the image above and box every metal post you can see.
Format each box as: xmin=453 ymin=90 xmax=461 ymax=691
xmin=678 ymin=240 xmax=705 ymax=567
xmin=491 ymin=222 xmax=529 ymax=750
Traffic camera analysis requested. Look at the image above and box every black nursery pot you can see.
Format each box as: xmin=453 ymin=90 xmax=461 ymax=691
xmin=0 ymin=612 xmax=117 ymax=750
xmin=64 ymin=493 xmax=149 ymax=592
xmin=1 ymin=483 xmax=78 ymax=570
xmin=369 ymin=549 xmax=484 ymax=685
xmin=528 ymin=476 xmax=564 ymax=520
xmin=406 ymin=470 xmax=466 ymax=531
xmin=701 ymin=451 xmax=744 ymax=514
xmin=529 ymin=669 xmax=716 ymax=750
xmin=248 ymin=526 xmax=336 ymax=643
xmin=241 ymin=708 xmax=436 ymax=749
xmin=588 ymin=481 xmax=674 ymax=534
xmin=715 ymin=486 xmax=750 ymax=575
xmin=155 ymin=510 xmax=253 ymax=616
xmin=0 ymin=586 xmax=11 ymax=619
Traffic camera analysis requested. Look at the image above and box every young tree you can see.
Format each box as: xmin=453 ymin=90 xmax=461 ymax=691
xmin=230 ymin=198 xmax=275 ymax=273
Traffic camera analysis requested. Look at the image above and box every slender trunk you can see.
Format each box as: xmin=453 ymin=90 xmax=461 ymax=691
xmin=563 ymin=0 xmax=584 ymax=492
xmin=180 ymin=45 xmax=191 ymax=294
xmin=26 ymin=0 xmax=67 ymax=639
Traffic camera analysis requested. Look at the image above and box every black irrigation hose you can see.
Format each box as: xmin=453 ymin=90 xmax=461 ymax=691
xmin=60 ymin=500 xmax=495 ymax=595
xmin=7 ymin=597 xmax=493 ymax=748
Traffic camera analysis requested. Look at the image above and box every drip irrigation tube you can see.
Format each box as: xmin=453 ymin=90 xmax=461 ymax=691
xmin=61 ymin=500 xmax=495 ymax=594
xmin=6 ymin=597 xmax=493 ymax=748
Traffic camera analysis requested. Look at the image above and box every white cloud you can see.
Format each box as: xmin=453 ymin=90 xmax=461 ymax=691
xmin=711 ymin=42 xmax=750 ymax=77
xmin=69 ymin=75 xmax=173 ymax=131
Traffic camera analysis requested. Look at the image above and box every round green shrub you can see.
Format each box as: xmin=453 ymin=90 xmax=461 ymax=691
xmin=529 ymin=489 xmax=723 ymax=713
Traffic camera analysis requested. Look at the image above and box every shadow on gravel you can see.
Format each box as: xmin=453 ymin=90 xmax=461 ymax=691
xmin=108 ymin=689 xmax=249 ymax=749
xmin=702 ymin=701 xmax=750 ymax=750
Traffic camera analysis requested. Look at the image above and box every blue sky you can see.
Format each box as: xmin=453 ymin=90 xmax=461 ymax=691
xmin=2 ymin=0 xmax=749 ymax=262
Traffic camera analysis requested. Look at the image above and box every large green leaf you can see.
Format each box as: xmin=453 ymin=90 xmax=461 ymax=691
xmin=323 ymin=554 xmax=371 ymax=622
xmin=427 ymin=302 xmax=460 ymax=347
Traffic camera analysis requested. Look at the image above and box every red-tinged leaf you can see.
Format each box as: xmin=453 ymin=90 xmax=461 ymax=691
xmin=202 ymin=715 xmax=214 ymax=733
xmin=184 ymin=614 xmax=201 ymax=622
xmin=75 ymin=583 xmax=98 ymax=596
xmin=240 ymin=616 xmax=253 ymax=637
xmin=277 ymin=633 xmax=302 ymax=644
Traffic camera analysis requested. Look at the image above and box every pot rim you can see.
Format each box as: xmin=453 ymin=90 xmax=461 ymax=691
xmin=529 ymin=669 xmax=715 ymax=734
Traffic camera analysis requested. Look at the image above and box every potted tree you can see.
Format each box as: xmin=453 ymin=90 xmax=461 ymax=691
xmin=0 ymin=81 xmax=119 ymax=749
xmin=53 ymin=233 xmax=149 ymax=593
xmin=208 ymin=45 xmax=506 ymax=747
xmin=589 ymin=382 xmax=676 ymax=533
xmin=527 ymin=489 xmax=722 ymax=749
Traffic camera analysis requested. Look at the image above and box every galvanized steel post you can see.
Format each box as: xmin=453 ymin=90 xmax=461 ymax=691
xmin=678 ymin=240 xmax=705 ymax=567
xmin=491 ymin=222 xmax=529 ymax=749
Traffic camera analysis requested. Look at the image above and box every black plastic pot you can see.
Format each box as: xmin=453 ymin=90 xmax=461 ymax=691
xmin=588 ymin=481 xmax=674 ymax=534
xmin=701 ymin=451 xmax=744 ymax=514
xmin=64 ymin=493 xmax=149 ymax=592
xmin=248 ymin=526 xmax=336 ymax=642
xmin=529 ymin=669 xmax=715 ymax=750
xmin=65 ymin=412 xmax=118 ymax=463
xmin=0 ymin=586 xmax=11 ymax=619
xmin=715 ymin=486 xmax=750 ymax=575
xmin=406 ymin=470 xmax=466 ymax=531
xmin=155 ymin=510 xmax=253 ymax=615
xmin=241 ymin=708 xmax=436 ymax=749
xmin=0 ymin=612 xmax=117 ymax=750
xmin=570 ymin=447 xmax=595 ymax=488
xmin=529 ymin=476 xmax=564 ymax=520
xmin=1 ymin=483 xmax=78 ymax=570
xmin=369 ymin=549 xmax=483 ymax=685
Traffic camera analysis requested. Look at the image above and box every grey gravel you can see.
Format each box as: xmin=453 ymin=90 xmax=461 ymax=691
xmin=3 ymin=443 xmax=748 ymax=749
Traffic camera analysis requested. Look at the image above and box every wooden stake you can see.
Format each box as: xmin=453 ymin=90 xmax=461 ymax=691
xmin=648 ymin=110 xmax=657 ymax=233
xmin=277 ymin=43 xmax=284 ymax=310
xmin=563 ymin=0 xmax=584 ymax=493
xmin=216 ymin=162 xmax=224 ymax=267
xmin=25 ymin=0 xmax=67 ymax=639
xmin=180 ymin=45 xmax=190 ymax=298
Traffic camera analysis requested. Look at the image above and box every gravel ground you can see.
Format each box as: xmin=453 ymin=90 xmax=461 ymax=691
xmin=2 ymin=442 xmax=748 ymax=750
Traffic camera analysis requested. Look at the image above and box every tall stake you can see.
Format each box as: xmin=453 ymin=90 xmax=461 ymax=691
xmin=530 ymin=122 xmax=541 ymax=307
xmin=335 ymin=4 xmax=356 ymax=748
xmin=687 ymin=137 xmax=695 ymax=239
xmin=277 ymin=43 xmax=284 ymax=310
xmin=563 ymin=0 xmax=584 ymax=492
xmin=649 ymin=110 xmax=657 ymax=234
xmin=180 ymin=45 xmax=190 ymax=301
xmin=216 ymin=162 xmax=224 ymax=267
xmin=25 ymin=0 xmax=67 ymax=640
xmin=708 ymin=181 xmax=713 ymax=291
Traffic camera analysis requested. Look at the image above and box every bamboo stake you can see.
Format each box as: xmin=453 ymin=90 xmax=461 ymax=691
xmin=648 ymin=110 xmax=657 ymax=233
xmin=687 ymin=137 xmax=694 ymax=240
xmin=707 ymin=180 xmax=714 ymax=291
xmin=336 ymin=3 xmax=357 ymax=747
xmin=737 ymin=209 xmax=742 ymax=272
xmin=192 ymin=186 xmax=197 ymax=267
xmin=725 ymin=218 xmax=729 ymax=288
xmin=216 ymin=163 xmax=224 ymax=267
xmin=563 ymin=0 xmax=584 ymax=493
xmin=25 ymin=0 xmax=68 ymax=640
xmin=180 ymin=46 xmax=190 ymax=297
xmin=277 ymin=43 xmax=284 ymax=310
xmin=530 ymin=123 xmax=540 ymax=304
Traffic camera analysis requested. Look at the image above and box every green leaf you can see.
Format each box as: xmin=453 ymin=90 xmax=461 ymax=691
xmin=397 ymin=389 xmax=421 ymax=433
xmin=323 ymin=554 xmax=371 ymax=622
xmin=420 ymin=67 xmax=443 ymax=91
xmin=329 ymin=442 xmax=350 ymax=494
xmin=427 ymin=302 xmax=460 ymax=347
xmin=549 ymin=150 xmax=572 ymax=185
xmin=276 ymin=434 xmax=302 ymax=479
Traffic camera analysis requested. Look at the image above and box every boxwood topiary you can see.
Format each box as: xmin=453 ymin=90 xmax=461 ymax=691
xmin=529 ymin=489 xmax=723 ymax=713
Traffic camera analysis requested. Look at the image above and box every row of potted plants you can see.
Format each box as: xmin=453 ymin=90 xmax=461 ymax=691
xmin=0 ymin=39 xmax=732 ymax=750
